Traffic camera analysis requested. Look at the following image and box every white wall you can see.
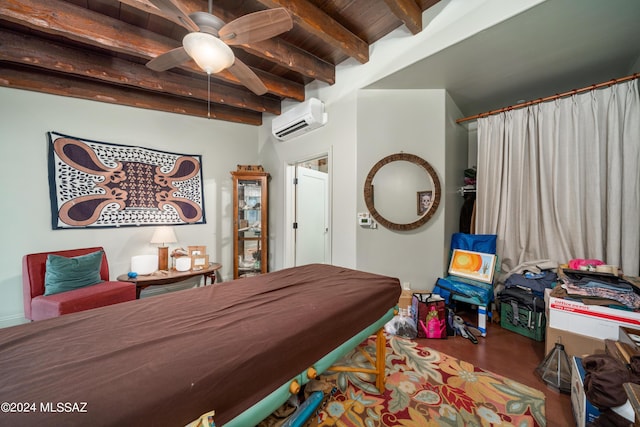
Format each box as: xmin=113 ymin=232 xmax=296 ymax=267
xmin=261 ymin=89 xmax=469 ymax=292
xmin=444 ymin=92 xmax=470 ymax=265
xmin=0 ymin=87 xmax=257 ymax=326
xmin=262 ymin=89 xmax=468 ymax=290
xmin=350 ymin=90 xmax=467 ymax=289
xmin=355 ymin=89 xmax=447 ymax=289
xmin=260 ymin=93 xmax=359 ymax=270
xmin=631 ymin=53 xmax=640 ymax=73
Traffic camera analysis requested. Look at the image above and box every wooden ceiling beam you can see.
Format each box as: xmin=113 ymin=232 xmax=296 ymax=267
xmin=0 ymin=29 xmax=281 ymax=115
xmin=384 ymin=0 xmax=423 ymax=35
xmin=208 ymin=1 xmax=335 ymax=84
xmin=240 ymin=38 xmax=335 ymax=85
xmin=124 ymin=0 xmax=335 ymax=85
xmin=0 ymin=0 xmax=303 ymax=100
xmin=255 ymin=0 xmax=370 ymax=64
xmin=0 ymin=64 xmax=262 ymax=125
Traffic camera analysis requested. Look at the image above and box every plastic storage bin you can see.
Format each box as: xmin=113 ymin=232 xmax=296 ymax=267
xmin=500 ymin=302 xmax=545 ymax=341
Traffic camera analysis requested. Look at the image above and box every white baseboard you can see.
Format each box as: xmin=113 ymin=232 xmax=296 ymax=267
xmin=0 ymin=314 xmax=29 ymax=328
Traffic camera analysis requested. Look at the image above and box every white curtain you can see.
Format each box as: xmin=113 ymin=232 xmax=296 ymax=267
xmin=476 ymin=80 xmax=640 ymax=276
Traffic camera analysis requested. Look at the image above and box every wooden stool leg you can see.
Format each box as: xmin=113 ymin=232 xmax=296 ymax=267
xmin=327 ymin=328 xmax=387 ymax=393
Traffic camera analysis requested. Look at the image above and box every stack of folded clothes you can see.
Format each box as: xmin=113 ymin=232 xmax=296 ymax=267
xmin=554 ymin=268 xmax=640 ymax=311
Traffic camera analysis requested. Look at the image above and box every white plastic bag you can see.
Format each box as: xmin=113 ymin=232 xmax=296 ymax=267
xmin=384 ymin=312 xmax=417 ymax=339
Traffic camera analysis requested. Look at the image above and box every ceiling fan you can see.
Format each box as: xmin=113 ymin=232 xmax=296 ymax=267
xmin=147 ymin=0 xmax=293 ymax=96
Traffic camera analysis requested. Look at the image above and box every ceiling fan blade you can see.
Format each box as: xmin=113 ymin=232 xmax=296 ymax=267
xmin=227 ymin=59 xmax=268 ymax=95
xmin=219 ymin=8 xmax=293 ymax=45
xmin=147 ymin=0 xmax=200 ymax=32
xmin=146 ymin=47 xmax=191 ymax=72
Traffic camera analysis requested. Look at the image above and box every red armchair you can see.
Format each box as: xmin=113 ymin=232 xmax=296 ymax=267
xmin=22 ymin=247 xmax=136 ymax=321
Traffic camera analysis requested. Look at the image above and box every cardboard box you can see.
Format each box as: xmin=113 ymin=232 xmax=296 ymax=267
xmin=618 ymin=326 xmax=640 ymax=349
xmin=544 ymin=288 xmax=552 ymax=316
xmin=548 ymin=296 xmax=640 ymax=340
xmin=571 ymin=356 xmax=600 ymax=427
xmin=545 ymin=326 xmax=604 ymax=359
xmin=398 ymin=290 xmax=413 ymax=311
xmin=610 ymin=326 xmax=640 ymax=364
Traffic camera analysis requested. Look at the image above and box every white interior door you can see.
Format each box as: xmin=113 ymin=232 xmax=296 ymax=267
xmin=295 ymin=166 xmax=329 ymax=265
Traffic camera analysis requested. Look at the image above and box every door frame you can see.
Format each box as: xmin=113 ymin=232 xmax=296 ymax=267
xmin=283 ymin=150 xmax=332 ymax=268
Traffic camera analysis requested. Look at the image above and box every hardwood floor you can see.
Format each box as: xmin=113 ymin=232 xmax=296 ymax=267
xmin=414 ymin=311 xmax=573 ymax=427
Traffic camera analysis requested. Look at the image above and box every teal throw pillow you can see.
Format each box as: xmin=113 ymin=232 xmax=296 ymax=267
xmin=44 ymin=250 xmax=105 ymax=296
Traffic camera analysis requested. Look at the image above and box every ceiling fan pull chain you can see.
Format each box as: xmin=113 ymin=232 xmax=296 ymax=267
xmin=207 ymin=73 xmax=211 ymax=119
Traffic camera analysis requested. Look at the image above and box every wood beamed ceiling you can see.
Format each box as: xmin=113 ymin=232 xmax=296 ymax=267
xmin=0 ymin=0 xmax=440 ymax=125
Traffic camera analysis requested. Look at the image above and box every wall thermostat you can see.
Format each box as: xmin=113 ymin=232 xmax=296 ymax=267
xmin=358 ymin=212 xmax=372 ymax=226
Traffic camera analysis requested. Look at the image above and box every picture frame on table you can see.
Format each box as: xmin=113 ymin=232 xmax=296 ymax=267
xmin=190 ymin=254 xmax=209 ymax=271
xmin=188 ymin=246 xmax=206 ymax=257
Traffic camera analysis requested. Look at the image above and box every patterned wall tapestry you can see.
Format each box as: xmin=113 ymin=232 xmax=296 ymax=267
xmin=48 ymin=132 xmax=205 ymax=229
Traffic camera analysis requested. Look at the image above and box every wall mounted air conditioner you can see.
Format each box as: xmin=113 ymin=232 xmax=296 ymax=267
xmin=272 ymin=97 xmax=328 ymax=141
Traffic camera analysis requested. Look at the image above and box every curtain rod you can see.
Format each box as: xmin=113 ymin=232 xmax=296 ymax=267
xmin=456 ymin=72 xmax=640 ymax=124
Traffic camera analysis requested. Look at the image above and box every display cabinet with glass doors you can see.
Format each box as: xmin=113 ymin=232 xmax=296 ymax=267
xmin=231 ymin=165 xmax=269 ymax=279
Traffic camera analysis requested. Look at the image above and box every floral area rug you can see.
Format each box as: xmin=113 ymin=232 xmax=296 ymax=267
xmin=311 ymin=335 xmax=546 ymax=427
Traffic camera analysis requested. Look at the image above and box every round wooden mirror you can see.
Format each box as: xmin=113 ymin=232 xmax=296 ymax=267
xmin=364 ymin=153 xmax=441 ymax=231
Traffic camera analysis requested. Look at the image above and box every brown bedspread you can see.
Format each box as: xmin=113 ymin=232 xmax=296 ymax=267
xmin=0 ymin=264 xmax=400 ymax=426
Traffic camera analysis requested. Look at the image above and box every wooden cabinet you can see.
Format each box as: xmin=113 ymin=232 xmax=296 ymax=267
xmin=231 ymin=165 xmax=269 ymax=279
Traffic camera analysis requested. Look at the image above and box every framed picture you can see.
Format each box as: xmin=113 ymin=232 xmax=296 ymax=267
xmin=448 ymin=249 xmax=496 ymax=284
xmin=417 ymin=190 xmax=433 ymax=215
xmin=190 ymin=254 xmax=209 ymax=271
xmin=188 ymin=245 xmax=206 ymax=257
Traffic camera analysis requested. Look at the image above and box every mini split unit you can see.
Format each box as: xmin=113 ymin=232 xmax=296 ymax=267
xmin=272 ymin=97 xmax=328 ymax=141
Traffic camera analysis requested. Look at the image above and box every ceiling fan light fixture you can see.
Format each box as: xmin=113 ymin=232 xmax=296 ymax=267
xmin=183 ymin=32 xmax=234 ymax=74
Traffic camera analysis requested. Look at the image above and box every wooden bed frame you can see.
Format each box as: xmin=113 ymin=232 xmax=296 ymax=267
xmin=0 ymin=264 xmax=400 ymax=426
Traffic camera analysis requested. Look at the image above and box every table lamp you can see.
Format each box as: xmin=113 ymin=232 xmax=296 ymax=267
xmin=150 ymin=226 xmax=177 ymax=271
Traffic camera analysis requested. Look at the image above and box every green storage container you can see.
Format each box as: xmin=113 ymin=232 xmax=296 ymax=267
xmin=500 ymin=302 xmax=545 ymax=341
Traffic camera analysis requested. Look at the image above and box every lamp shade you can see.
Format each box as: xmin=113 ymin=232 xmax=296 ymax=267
xmin=183 ymin=32 xmax=234 ymax=74
xmin=150 ymin=226 xmax=177 ymax=246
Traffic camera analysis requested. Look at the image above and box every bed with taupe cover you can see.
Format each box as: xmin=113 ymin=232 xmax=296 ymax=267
xmin=0 ymin=263 xmax=400 ymax=426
